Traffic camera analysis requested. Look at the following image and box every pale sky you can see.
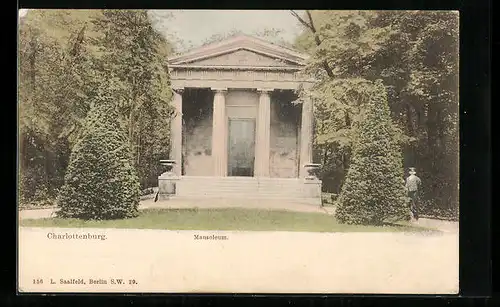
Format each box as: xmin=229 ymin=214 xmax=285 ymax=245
xmin=18 ymin=9 xmax=305 ymax=51
xmin=150 ymin=10 xmax=305 ymax=51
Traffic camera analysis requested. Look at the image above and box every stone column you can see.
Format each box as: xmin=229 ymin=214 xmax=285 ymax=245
xmin=211 ymin=88 xmax=228 ymax=177
xmin=299 ymin=97 xmax=314 ymax=178
xmin=255 ymin=88 xmax=272 ymax=177
xmin=170 ymin=88 xmax=183 ymax=176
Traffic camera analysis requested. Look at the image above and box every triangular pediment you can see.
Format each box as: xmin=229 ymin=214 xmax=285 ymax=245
xmin=174 ymin=48 xmax=302 ymax=68
xmin=168 ymin=34 xmax=308 ymax=69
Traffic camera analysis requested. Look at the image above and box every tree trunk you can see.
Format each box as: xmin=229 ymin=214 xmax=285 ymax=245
xmin=322 ymin=146 xmax=329 ymax=167
xmin=136 ymin=126 xmax=141 ymax=166
xmin=128 ymin=111 xmax=134 ymax=148
xmin=305 ymin=11 xmax=335 ymax=79
xmin=129 ymin=78 xmax=138 ymax=164
xmin=405 ymin=104 xmax=414 ymax=136
xmin=345 ymin=110 xmax=351 ymax=127
xmin=427 ymin=107 xmax=439 ymax=149
xmin=403 ymin=104 xmax=415 ymax=167
xmin=29 ymin=32 xmax=37 ymax=91
xmin=42 ymin=144 xmax=50 ymax=197
xmin=435 ymin=109 xmax=444 ymax=148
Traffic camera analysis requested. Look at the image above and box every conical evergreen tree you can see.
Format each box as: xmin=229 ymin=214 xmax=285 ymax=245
xmin=335 ymin=80 xmax=408 ymax=225
xmin=57 ymin=83 xmax=140 ymax=220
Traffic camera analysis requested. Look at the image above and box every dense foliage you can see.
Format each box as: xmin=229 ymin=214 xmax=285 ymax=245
xmin=292 ymin=10 xmax=459 ymax=218
xmin=92 ymin=10 xmax=174 ymax=188
xmin=335 ymin=80 xmax=408 ymax=224
xmin=57 ymin=89 xmax=140 ymax=220
xmin=18 ymin=11 xmax=100 ymax=206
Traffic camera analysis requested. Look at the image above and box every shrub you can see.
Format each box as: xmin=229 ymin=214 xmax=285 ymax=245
xmin=335 ymin=80 xmax=408 ymax=225
xmin=56 ymin=95 xmax=140 ymax=220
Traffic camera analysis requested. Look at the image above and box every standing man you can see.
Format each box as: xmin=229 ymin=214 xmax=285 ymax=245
xmin=406 ymin=167 xmax=422 ymax=221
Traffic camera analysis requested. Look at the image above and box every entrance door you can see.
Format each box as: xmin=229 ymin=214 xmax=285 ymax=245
xmin=228 ymin=119 xmax=256 ymax=176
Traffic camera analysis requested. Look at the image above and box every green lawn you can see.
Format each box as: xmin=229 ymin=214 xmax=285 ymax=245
xmin=20 ymin=208 xmax=437 ymax=233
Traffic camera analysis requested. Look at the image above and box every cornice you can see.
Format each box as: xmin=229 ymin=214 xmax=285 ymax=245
xmin=168 ymin=34 xmax=309 ymax=67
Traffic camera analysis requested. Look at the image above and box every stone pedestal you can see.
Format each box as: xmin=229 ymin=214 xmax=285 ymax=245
xmin=158 ymin=173 xmax=180 ymax=200
xmin=157 ymin=160 xmax=179 ymax=200
xmin=303 ymin=178 xmax=322 ymax=199
xmin=158 ymin=172 xmax=179 ymax=193
xmin=303 ymin=163 xmax=322 ymax=204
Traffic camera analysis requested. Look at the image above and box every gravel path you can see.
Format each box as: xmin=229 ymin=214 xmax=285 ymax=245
xmin=18 ymin=201 xmax=459 ymax=234
xmin=18 ymin=198 xmax=326 ymax=220
xmin=412 ymin=218 xmax=459 ymax=234
xmin=141 ymin=198 xmax=326 ymax=213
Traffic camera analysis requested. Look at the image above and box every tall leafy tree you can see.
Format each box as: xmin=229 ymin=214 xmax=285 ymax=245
xmin=18 ymin=9 xmax=177 ymax=208
xmin=18 ymin=10 xmax=100 ymax=204
xmin=292 ymin=10 xmax=459 ymax=216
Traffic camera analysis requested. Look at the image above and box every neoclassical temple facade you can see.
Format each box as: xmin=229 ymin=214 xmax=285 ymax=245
xmin=163 ymin=35 xmax=321 ymax=202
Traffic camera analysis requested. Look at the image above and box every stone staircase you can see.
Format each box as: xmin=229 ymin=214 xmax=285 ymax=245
xmin=174 ymin=176 xmax=321 ymax=205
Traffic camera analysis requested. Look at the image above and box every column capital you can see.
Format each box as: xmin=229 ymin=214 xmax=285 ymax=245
xmin=211 ymin=87 xmax=227 ymax=94
xmin=172 ymin=87 xmax=184 ymax=94
xmin=257 ymin=88 xmax=274 ymax=94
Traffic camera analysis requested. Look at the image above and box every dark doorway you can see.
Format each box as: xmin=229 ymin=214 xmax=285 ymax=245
xmin=227 ymin=118 xmax=256 ymax=176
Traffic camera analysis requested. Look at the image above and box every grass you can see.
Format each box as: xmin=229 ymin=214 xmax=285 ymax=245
xmin=20 ymin=208 xmax=437 ymax=233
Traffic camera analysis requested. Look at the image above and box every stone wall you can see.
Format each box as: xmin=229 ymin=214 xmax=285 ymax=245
xmin=226 ymin=90 xmax=259 ymax=117
xmin=269 ymin=96 xmax=300 ymax=178
xmin=182 ymin=89 xmax=300 ymax=178
xmin=183 ymin=89 xmax=214 ymax=176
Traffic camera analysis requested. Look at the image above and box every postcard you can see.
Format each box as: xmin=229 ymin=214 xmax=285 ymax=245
xmin=18 ymin=9 xmax=459 ymax=294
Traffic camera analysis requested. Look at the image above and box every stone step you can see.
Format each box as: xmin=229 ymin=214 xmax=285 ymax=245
xmin=154 ymin=196 xmax=322 ymax=206
xmin=178 ymin=177 xmax=302 ymax=182
xmin=178 ymin=187 xmax=303 ymax=192
xmin=177 ymin=190 xmax=304 ymax=197
xmin=178 ymin=181 xmax=303 ymax=187
xmin=178 ymin=183 xmax=301 ymax=187
xmin=179 ymin=191 xmax=304 ymax=195
xmin=161 ymin=176 xmax=321 ymax=201
xmin=177 ymin=184 xmax=303 ymax=189
xmin=177 ymin=190 xmax=305 ymax=195
xmin=176 ymin=188 xmax=305 ymax=195
xmin=177 ymin=181 xmax=303 ymax=185
xmin=177 ymin=181 xmax=304 ymax=187
xmin=176 ymin=192 xmax=306 ymax=196
xmin=176 ymin=186 xmax=304 ymax=192
xmin=179 ymin=188 xmax=303 ymax=192
xmin=172 ymin=194 xmax=317 ymax=200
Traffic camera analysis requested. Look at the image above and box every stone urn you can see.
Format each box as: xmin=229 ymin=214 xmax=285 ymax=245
xmin=159 ymin=159 xmax=176 ymax=177
xmin=304 ymin=163 xmax=321 ymax=180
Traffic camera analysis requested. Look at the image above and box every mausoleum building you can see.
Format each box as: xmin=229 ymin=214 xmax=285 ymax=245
xmin=161 ymin=35 xmax=321 ymax=204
